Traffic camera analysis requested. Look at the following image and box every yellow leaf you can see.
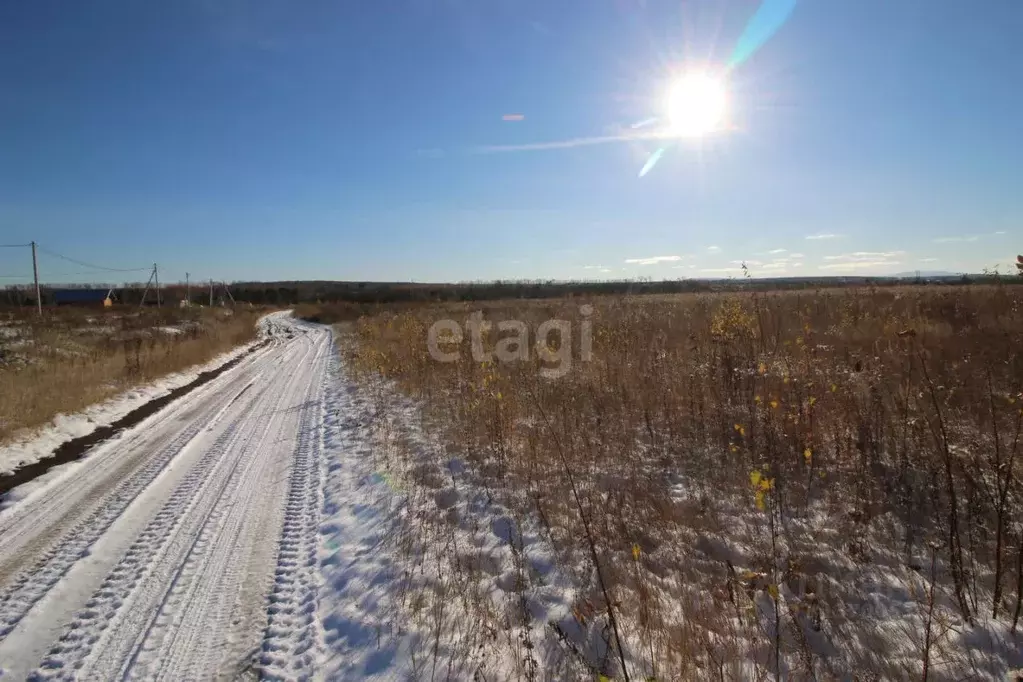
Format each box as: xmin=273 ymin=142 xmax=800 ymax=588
xmin=758 ymin=362 xmax=767 ymax=375
xmin=750 ymin=470 xmax=762 ymax=488
xmin=809 ymin=396 xmax=817 ymax=407
xmin=783 ymin=376 xmax=790 ymax=384
xmin=730 ymin=443 xmax=739 ymax=453
xmin=755 ymin=395 xmax=762 ymax=404
xmin=767 ymin=584 xmax=779 ymax=600
xmin=831 ymin=383 xmax=837 ymax=393
xmin=804 ymin=448 xmax=812 ymax=463
xmin=755 ymin=491 xmax=766 ymax=511
xmin=632 ymin=543 xmax=641 ymax=561
xmin=770 ymin=399 xmax=779 ymax=409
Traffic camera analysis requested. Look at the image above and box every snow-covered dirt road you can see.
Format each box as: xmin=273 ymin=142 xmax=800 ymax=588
xmin=0 ymin=312 xmax=331 ymax=680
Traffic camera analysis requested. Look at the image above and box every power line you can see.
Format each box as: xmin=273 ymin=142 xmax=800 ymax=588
xmin=0 ymin=243 xmax=31 ymax=248
xmin=35 ymin=245 xmax=150 ymax=273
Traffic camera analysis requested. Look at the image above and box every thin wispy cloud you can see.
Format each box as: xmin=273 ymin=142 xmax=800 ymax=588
xmin=624 ymin=255 xmax=682 ymax=265
xmin=707 ymin=245 xmax=721 ymax=253
xmin=919 ymin=257 xmax=938 ymax=263
xmin=502 ymin=114 xmax=525 ymax=121
xmin=767 ymin=248 xmax=787 ymax=254
xmin=698 ymin=267 xmax=740 ymax=274
xmin=805 ymin=233 xmax=839 ymax=240
xmin=760 ymin=262 xmax=789 ymax=270
xmin=819 ymin=260 xmax=901 ymax=271
xmin=582 ymin=265 xmax=606 ymax=269
xmin=824 ymin=251 xmax=904 ymax=262
xmin=789 ymin=253 xmax=805 ymax=259
xmin=933 ymin=236 xmax=979 ymax=243
xmin=730 ymin=259 xmax=763 ymax=266
xmin=473 ymin=129 xmax=671 ymax=154
xmin=933 ymin=232 xmax=1008 ymax=243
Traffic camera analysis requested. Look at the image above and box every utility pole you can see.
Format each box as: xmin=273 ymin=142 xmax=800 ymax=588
xmin=185 ymin=272 xmax=190 ymax=307
xmin=222 ymin=281 xmax=235 ymax=306
xmin=153 ymin=263 xmax=161 ymax=307
xmin=209 ymin=279 xmax=214 ymax=307
xmin=31 ymin=241 xmax=41 ymax=316
xmin=138 ymin=265 xmax=156 ymax=309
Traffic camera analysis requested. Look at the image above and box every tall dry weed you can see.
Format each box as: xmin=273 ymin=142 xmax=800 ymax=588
xmin=343 ymin=285 xmax=1023 ymax=679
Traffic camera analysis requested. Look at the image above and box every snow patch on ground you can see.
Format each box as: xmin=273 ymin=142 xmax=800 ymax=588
xmin=323 ymin=345 xmax=1023 ymax=681
xmin=0 ymin=338 xmax=258 ymax=476
xmin=315 ymin=354 xmax=600 ymax=680
xmin=0 ymin=312 xmax=321 ymax=679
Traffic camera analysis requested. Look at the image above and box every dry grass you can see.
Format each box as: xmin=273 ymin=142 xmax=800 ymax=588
xmin=340 ymin=284 xmax=1023 ymax=680
xmin=0 ymin=306 xmax=263 ymax=444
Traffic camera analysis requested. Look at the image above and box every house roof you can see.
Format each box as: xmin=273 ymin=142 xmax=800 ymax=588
xmin=52 ymin=288 xmax=115 ymax=302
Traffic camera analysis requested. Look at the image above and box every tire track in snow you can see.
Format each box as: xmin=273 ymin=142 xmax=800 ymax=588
xmin=259 ymin=327 xmax=332 ymax=681
xmin=0 ymin=364 xmax=262 ymax=641
xmin=28 ymin=337 xmax=317 ymax=680
xmin=0 ymin=313 xmax=332 ymax=679
xmin=131 ymin=336 xmax=325 ymax=680
xmin=0 ymin=339 xmax=274 ymax=582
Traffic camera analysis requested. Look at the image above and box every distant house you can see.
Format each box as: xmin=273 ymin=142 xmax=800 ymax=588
xmin=53 ymin=288 xmax=115 ymax=307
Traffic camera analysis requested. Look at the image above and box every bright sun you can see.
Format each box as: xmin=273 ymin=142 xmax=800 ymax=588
xmin=665 ymin=72 xmax=727 ymax=138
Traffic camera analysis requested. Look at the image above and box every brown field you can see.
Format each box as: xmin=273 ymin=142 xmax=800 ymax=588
xmin=331 ymin=284 xmax=1023 ymax=680
xmin=0 ymin=306 xmax=263 ymax=445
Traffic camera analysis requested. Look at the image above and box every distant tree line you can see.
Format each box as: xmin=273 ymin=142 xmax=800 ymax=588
xmin=222 ymin=274 xmax=1015 ymax=306
xmin=2 ymin=273 xmax=1019 ymax=311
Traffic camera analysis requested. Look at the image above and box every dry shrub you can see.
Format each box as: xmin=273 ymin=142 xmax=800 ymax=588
xmin=0 ymin=306 xmax=262 ymax=444
xmin=345 ymin=284 xmax=1023 ymax=680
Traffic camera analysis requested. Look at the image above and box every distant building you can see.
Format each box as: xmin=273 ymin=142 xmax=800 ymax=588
xmin=52 ymin=288 xmax=115 ymax=307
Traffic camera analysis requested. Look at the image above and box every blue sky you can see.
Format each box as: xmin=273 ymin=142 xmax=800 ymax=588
xmin=1 ymin=0 xmax=1020 ymax=284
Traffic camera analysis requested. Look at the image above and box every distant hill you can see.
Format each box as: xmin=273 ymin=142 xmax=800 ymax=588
xmin=892 ymin=271 xmax=960 ymax=278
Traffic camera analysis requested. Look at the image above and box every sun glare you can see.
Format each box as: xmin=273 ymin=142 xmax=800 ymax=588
xmin=665 ymin=72 xmax=727 ymax=138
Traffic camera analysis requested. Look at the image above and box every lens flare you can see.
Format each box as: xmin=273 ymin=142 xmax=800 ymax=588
xmin=638 ymin=147 xmax=666 ymax=177
xmin=730 ymin=0 xmax=798 ymax=67
xmin=637 ymin=0 xmax=799 ymax=177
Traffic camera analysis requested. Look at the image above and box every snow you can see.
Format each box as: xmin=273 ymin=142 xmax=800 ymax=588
xmin=2 ymin=310 xmax=1012 ymax=679
xmin=311 ymin=341 xmax=1023 ymax=680
xmin=0 ymin=312 xmax=329 ymax=679
xmin=0 ymin=336 xmax=260 ymax=476
xmin=314 ymin=360 xmax=595 ymax=681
